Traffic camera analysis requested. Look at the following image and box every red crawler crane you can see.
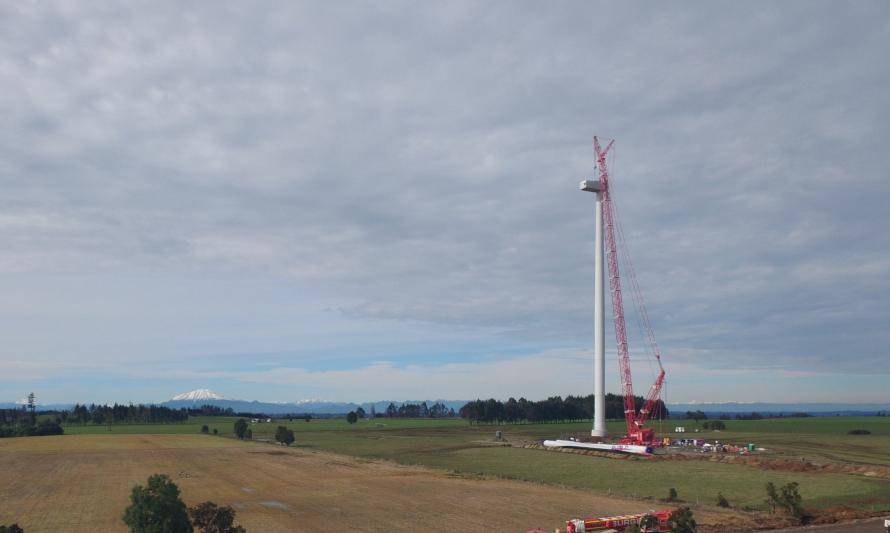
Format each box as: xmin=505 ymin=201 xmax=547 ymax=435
xmin=594 ymin=137 xmax=666 ymax=446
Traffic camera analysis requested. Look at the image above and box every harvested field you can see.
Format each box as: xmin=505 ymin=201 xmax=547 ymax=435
xmin=0 ymin=434 xmax=747 ymax=532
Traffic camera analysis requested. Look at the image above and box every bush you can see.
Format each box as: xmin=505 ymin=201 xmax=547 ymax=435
xmin=346 ymin=411 xmax=358 ymax=424
xmin=766 ymin=481 xmax=806 ymax=519
xmin=233 ymin=419 xmax=248 ymax=439
xmin=200 ymin=425 xmax=209 ymax=434
xmin=848 ymin=429 xmax=871 ymax=435
xmin=780 ymin=482 xmax=805 ymax=519
xmin=717 ymin=493 xmax=730 ymax=508
xmin=0 ymin=524 xmax=24 ymax=533
xmin=666 ymin=487 xmax=678 ymax=502
xmin=702 ymin=420 xmax=726 ymax=430
xmin=669 ymin=506 xmax=696 ymax=532
xmin=212 ymin=428 xmax=218 ymax=435
xmin=274 ymin=426 xmax=295 ymax=446
xmin=189 ymin=501 xmax=245 ymax=533
xmin=640 ymin=514 xmax=659 ymax=531
xmin=122 ymin=474 xmax=192 ymax=533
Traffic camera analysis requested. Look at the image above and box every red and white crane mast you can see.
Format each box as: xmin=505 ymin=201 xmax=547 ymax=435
xmin=593 ymin=137 xmax=665 ymax=446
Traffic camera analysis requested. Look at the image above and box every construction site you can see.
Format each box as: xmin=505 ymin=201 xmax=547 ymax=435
xmin=2 ymin=3 xmax=888 ymax=532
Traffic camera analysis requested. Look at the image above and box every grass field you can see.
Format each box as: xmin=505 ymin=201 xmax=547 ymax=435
xmin=10 ymin=417 xmax=890 ymax=529
xmin=53 ymin=415 xmax=890 ymax=513
xmin=287 ymin=418 xmax=890 ymax=511
xmin=1 ymin=433 xmax=745 ymax=533
xmin=64 ymin=415 xmax=890 ymax=468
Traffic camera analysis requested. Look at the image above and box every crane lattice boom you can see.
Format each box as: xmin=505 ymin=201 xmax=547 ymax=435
xmin=593 ymin=136 xmax=665 ymax=445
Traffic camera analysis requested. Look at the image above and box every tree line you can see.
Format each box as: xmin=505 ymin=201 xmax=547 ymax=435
xmin=458 ymin=393 xmax=669 ymax=424
xmin=65 ymin=404 xmax=191 ymax=425
xmin=683 ymin=410 xmax=814 ymax=422
xmin=0 ymin=404 xmax=63 ymax=439
xmin=378 ymin=402 xmax=456 ymax=418
xmin=61 ymin=403 xmax=263 ymax=425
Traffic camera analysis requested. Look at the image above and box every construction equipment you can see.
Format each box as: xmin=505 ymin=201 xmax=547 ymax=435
xmin=566 ymin=509 xmax=673 ymax=532
xmin=593 ymin=137 xmax=666 ymax=447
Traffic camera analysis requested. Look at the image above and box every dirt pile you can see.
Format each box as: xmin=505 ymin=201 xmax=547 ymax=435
xmin=659 ymin=452 xmax=890 ymax=479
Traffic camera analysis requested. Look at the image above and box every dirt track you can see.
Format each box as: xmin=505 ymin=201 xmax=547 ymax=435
xmin=0 ymin=434 xmax=747 ymax=532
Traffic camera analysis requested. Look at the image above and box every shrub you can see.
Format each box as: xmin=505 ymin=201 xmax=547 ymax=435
xmin=189 ymin=501 xmax=245 ymax=533
xmin=233 ymin=419 xmax=248 ymax=439
xmin=122 ymin=474 xmax=192 ymax=533
xmin=848 ymin=429 xmax=871 ymax=435
xmin=666 ymin=487 xmax=678 ymax=502
xmin=0 ymin=524 xmax=24 ymax=533
xmin=274 ymin=426 xmax=295 ymax=446
xmin=780 ymin=482 xmax=805 ymax=519
xmin=212 ymin=428 xmax=218 ymax=435
xmin=200 ymin=425 xmax=209 ymax=434
xmin=766 ymin=481 xmax=806 ymax=519
xmin=717 ymin=493 xmax=730 ymax=508
xmin=669 ymin=506 xmax=696 ymax=532
xmin=640 ymin=514 xmax=659 ymax=531
xmin=702 ymin=420 xmax=726 ymax=430
xmin=346 ymin=411 xmax=358 ymax=424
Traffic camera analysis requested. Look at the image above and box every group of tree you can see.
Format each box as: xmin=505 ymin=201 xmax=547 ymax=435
xmin=701 ymin=420 xmax=726 ymax=430
xmin=0 ymin=420 xmax=64 ymax=438
xmin=66 ymin=404 xmax=190 ymax=425
xmin=0 ymin=403 xmax=63 ymax=439
xmin=123 ymin=474 xmax=246 ymax=532
xmin=380 ymin=402 xmax=456 ymax=418
xmin=459 ymin=394 xmax=668 ymax=424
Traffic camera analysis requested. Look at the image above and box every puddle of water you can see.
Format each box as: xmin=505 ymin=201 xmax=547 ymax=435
xmin=241 ymin=487 xmax=255 ymax=493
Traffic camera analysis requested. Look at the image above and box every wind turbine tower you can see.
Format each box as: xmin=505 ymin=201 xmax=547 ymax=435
xmin=580 ymin=165 xmax=608 ymax=438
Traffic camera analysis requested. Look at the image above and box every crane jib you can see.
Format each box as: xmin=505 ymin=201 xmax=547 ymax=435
xmin=593 ymin=136 xmax=666 ymax=445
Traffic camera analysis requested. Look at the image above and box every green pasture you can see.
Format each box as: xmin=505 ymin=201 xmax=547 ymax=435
xmin=53 ymin=415 xmax=890 ymax=511
xmin=284 ymin=417 xmax=890 ymax=510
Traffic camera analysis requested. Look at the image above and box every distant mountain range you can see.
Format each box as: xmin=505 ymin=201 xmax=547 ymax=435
xmin=157 ymin=389 xmax=467 ymax=415
xmin=2 ymin=391 xmax=887 ymax=416
xmin=666 ymin=402 xmax=890 ymax=416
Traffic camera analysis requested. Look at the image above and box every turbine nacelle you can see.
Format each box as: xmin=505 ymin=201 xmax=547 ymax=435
xmin=579 ymin=179 xmax=603 ymax=193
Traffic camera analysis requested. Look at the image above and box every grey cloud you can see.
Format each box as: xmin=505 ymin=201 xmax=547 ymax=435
xmin=0 ymin=1 xmax=887 ymax=379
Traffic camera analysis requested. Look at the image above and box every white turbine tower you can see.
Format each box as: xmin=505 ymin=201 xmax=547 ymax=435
xmin=580 ymin=177 xmax=607 ymax=438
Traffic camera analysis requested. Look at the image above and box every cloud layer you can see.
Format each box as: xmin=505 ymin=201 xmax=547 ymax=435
xmin=1 ymin=2 xmax=888 ymax=402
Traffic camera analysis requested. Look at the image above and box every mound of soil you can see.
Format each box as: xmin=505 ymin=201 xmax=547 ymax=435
xmin=658 ymin=451 xmax=890 ymax=479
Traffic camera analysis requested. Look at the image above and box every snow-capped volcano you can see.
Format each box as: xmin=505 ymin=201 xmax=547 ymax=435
xmin=171 ymin=389 xmax=224 ymax=401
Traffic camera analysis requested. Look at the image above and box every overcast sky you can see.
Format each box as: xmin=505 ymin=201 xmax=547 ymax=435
xmin=1 ymin=2 xmax=888 ymax=404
